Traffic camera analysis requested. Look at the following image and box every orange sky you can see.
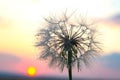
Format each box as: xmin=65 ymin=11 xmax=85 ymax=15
xmin=0 ymin=0 xmax=120 ymax=56
xmin=0 ymin=0 xmax=120 ymax=78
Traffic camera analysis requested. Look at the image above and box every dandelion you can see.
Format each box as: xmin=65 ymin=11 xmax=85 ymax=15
xmin=35 ymin=12 xmax=101 ymax=80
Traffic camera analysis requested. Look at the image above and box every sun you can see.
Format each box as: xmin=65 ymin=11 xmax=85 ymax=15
xmin=27 ymin=66 xmax=36 ymax=77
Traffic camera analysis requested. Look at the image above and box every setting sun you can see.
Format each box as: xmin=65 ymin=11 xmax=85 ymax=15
xmin=27 ymin=66 xmax=36 ymax=77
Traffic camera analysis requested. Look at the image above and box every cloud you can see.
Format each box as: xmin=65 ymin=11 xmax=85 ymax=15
xmin=107 ymin=13 xmax=120 ymax=24
xmin=0 ymin=53 xmax=21 ymax=66
xmin=73 ymin=53 xmax=120 ymax=79
xmin=98 ymin=53 xmax=120 ymax=70
xmin=0 ymin=53 xmax=21 ymax=72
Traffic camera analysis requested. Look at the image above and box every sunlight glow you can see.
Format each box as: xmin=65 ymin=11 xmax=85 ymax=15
xmin=27 ymin=66 xmax=36 ymax=77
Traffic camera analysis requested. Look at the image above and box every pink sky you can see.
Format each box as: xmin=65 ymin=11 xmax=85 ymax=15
xmin=0 ymin=0 xmax=120 ymax=79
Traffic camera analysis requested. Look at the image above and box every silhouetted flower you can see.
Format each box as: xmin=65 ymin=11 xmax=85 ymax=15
xmin=36 ymin=12 xmax=101 ymax=80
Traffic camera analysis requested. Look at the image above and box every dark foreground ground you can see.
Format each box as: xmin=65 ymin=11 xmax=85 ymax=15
xmin=0 ymin=77 xmax=119 ymax=80
xmin=0 ymin=73 xmax=119 ymax=80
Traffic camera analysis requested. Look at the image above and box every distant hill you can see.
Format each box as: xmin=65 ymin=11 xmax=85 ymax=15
xmin=0 ymin=72 xmax=74 ymax=80
xmin=0 ymin=72 xmax=107 ymax=80
xmin=0 ymin=71 xmax=119 ymax=80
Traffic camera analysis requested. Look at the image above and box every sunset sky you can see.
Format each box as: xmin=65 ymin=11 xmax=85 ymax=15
xmin=0 ymin=0 xmax=120 ymax=79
